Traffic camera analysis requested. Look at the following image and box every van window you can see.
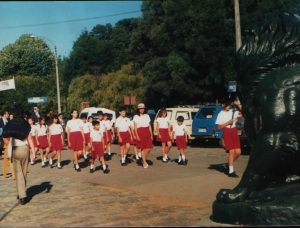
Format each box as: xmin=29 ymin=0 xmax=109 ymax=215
xmin=191 ymin=112 xmax=197 ymax=120
xmin=176 ymin=111 xmax=190 ymax=120
xmin=196 ymin=108 xmax=216 ymax=119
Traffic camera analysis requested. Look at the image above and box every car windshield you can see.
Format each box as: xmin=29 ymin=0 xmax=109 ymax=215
xmin=196 ymin=108 xmax=216 ymax=119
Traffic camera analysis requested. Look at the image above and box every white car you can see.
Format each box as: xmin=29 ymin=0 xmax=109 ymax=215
xmin=79 ymin=107 xmax=116 ymax=124
xmin=153 ymin=106 xmax=200 ymax=142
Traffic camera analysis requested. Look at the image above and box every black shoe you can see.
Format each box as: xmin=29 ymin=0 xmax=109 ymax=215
xmin=103 ymin=168 xmax=110 ymax=174
xmin=42 ymin=164 xmax=46 ymax=168
xmin=178 ymin=160 xmax=183 ymax=165
xmin=182 ymin=160 xmax=188 ymax=166
xmin=19 ymin=197 xmax=27 ymax=205
xmin=147 ymin=160 xmax=153 ymax=166
xmin=57 ymin=166 xmax=62 ymax=169
xmin=162 ymin=159 xmax=169 ymax=163
xmin=50 ymin=164 xmax=55 ymax=168
xmin=90 ymin=168 xmax=95 ymax=173
xmin=75 ymin=166 xmax=81 ymax=172
xmin=121 ymin=162 xmax=127 ymax=166
xmin=228 ymin=172 xmax=239 ymax=178
xmin=136 ymin=159 xmax=143 ymax=166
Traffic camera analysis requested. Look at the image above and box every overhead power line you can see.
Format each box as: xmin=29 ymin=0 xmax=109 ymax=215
xmin=0 ymin=10 xmax=141 ymax=30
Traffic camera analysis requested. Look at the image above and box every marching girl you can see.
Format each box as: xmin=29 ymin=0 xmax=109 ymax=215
xmin=133 ymin=103 xmax=153 ymax=169
xmin=156 ymin=108 xmax=172 ymax=163
xmin=28 ymin=116 xmax=38 ymax=165
xmin=103 ymin=113 xmax=114 ymax=159
xmin=115 ymin=106 xmax=133 ymax=166
xmin=130 ymin=119 xmax=141 ymax=161
xmin=48 ymin=115 xmax=64 ymax=169
xmin=66 ymin=110 xmax=85 ymax=172
xmin=172 ymin=116 xmax=188 ymax=166
xmin=81 ymin=115 xmax=91 ymax=160
xmin=96 ymin=111 xmax=108 ymax=157
xmin=35 ymin=116 xmax=50 ymax=168
xmin=89 ymin=120 xmax=110 ymax=174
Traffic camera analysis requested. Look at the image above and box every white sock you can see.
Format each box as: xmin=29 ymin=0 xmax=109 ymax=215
xmin=164 ymin=154 xmax=168 ymax=159
xmin=75 ymin=164 xmax=80 ymax=169
xmin=90 ymin=164 xmax=94 ymax=169
xmin=182 ymin=155 xmax=186 ymax=161
xmin=83 ymin=153 xmax=87 ymax=159
xmin=57 ymin=162 xmax=61 ymax=167
xmin=108 ymin=151 xmax=111 ymax=155
xmin=49 ymin=158 xmax=53 ymax=165
xmin=136 ymin=155 xmax=139 ymax=160
xmin=122 ymin=156 xmax=126 ymax=163
xmin=229 ymin=166 xmax=234 ymax=174
xmin=138 ymin=152 xmax=142 ymax=158
xmin=178 ymin=156 xmax=182 ymax=162
xmin=103 ymin=164 xmax=106 ymax=170
xmin=43 ymin=157 xmax=47 ymax=162
xmin=42 ymin=161 xmax=45 ymax=166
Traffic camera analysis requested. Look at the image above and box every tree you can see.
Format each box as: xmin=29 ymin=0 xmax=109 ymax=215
xmin=0 ymin=75 xmax=57 ymax=115
xmin=0 ymin=34 xmax=54 ymax=77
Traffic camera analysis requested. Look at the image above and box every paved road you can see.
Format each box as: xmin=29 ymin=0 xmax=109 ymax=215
xmin=0 ymin=144 xmax=249 ymax=227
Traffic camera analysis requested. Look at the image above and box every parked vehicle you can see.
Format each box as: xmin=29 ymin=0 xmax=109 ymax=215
xmin=79 ymin=107 xmax=116 ymax=123
xmin=153 ymin=106 xmax=200 ymax=142
xmin=191 ymin=104 xmax=251 ymax=153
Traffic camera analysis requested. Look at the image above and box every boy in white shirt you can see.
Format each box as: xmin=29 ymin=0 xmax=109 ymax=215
xmin=172 ymin=116 xmax=188 ymax=166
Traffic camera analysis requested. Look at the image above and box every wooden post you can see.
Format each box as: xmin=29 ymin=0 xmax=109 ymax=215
xmin=234 ymin=0 xmax=242 ymax=51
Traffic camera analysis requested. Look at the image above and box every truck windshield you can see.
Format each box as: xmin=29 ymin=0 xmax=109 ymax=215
xmin=196 ymin=108 xmax=216 ymax=119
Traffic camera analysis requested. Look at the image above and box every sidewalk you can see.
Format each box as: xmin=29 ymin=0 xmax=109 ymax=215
xmin=0 ymin=144 xmax=249 ymax=227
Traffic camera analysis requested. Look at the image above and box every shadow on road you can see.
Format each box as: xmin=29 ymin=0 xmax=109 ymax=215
xmin=61 ymin=159 xmax=71 ymax=167
xmin=26 ymin=181 xmax=53 ymax=203
xmin=208 ymin=163 xmax=228 ymax=175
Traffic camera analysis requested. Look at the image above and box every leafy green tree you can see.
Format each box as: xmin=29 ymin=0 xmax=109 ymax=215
xmin=0 ymin=34 xmax=54 ymax=77
xmin=0 ymin=75 xmax=56 ymax=115
xmin=67 ymin=74 xmax=99 ymax=111
xmin=95 ymin=64 xmax=145 ymax=110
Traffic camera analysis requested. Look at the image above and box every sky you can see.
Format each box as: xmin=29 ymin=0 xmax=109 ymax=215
xmin=0 ymin=1 xmax=142 ymax=57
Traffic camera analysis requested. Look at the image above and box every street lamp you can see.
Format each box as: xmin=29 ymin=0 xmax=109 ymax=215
xmin=29 ymin=35 xmax=62 ymax=114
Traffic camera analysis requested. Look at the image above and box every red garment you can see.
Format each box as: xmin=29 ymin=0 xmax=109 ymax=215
xmin=38 ymin=135 xmax=49 ymax=149
xmin=222 ymin=127 xmax=241 ymax=150
xmin=69 ymin=131 xmax=84 ymax=151
xmin=84 ymin=133 xmax=90 ymax=145
xmin=176 ymin=136 xmax=187 ymax=150
xmin=50 ymin=134 xmax=63 ymax=151
xmin=137 ymin=127 xmax=153 ymax=149
xmin=157 ymin=128 xmax=171 ymax=143
xmin=91 ymin=142 xmax=104 ymax=158
xmin=106 ymin=130 xmax=113 ymax=143
xmin=119 ymin=131 xmax=131 ymax=145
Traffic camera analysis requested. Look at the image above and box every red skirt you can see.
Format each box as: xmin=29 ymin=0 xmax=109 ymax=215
xmin=106 ymin=130 xmax=113 ymax=143
xmin=84 ymin=133 xmax=90 ymax=145
xmin=137 ymin=127 xmax=153 ymax=150
xmin=119 ymin=131 xmax=131 ymax=146
xmin=38 ymin=135 xmax=49 ymax=149
xmin=158 ymin=128 xmax=171 ymax=143
xmin=50 ymin=134 xmax=63 ymax=151
xmin=91 ymin=142 xmax=104 ymax=158
xmin=176 ymin=136 xmax=187 ymax=150
xmin=32 ymin=136 xmax=38 ymax=148
xmin=222 ymin=127 xmax=241 ymax=150
xmin=69 ymin=131 xmax=84 ymax=151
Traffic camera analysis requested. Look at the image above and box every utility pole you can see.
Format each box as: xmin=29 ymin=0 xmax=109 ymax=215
xmin=234 ymin=0 xmax=242 ymax=51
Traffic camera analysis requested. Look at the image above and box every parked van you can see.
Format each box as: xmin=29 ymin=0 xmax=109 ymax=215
xmin=79 ymin=107 xmax=116 ymax=123
xmin=153 ymin=106 xmax=200 ymax=142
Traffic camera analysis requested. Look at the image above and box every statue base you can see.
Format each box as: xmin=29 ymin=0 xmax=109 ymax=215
xmin=211 ymin=182 xmax=300 ymax=225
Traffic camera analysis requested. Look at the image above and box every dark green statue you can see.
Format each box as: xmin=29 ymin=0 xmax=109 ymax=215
xmin=212 ymin=13 xmax=300 ymax=225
